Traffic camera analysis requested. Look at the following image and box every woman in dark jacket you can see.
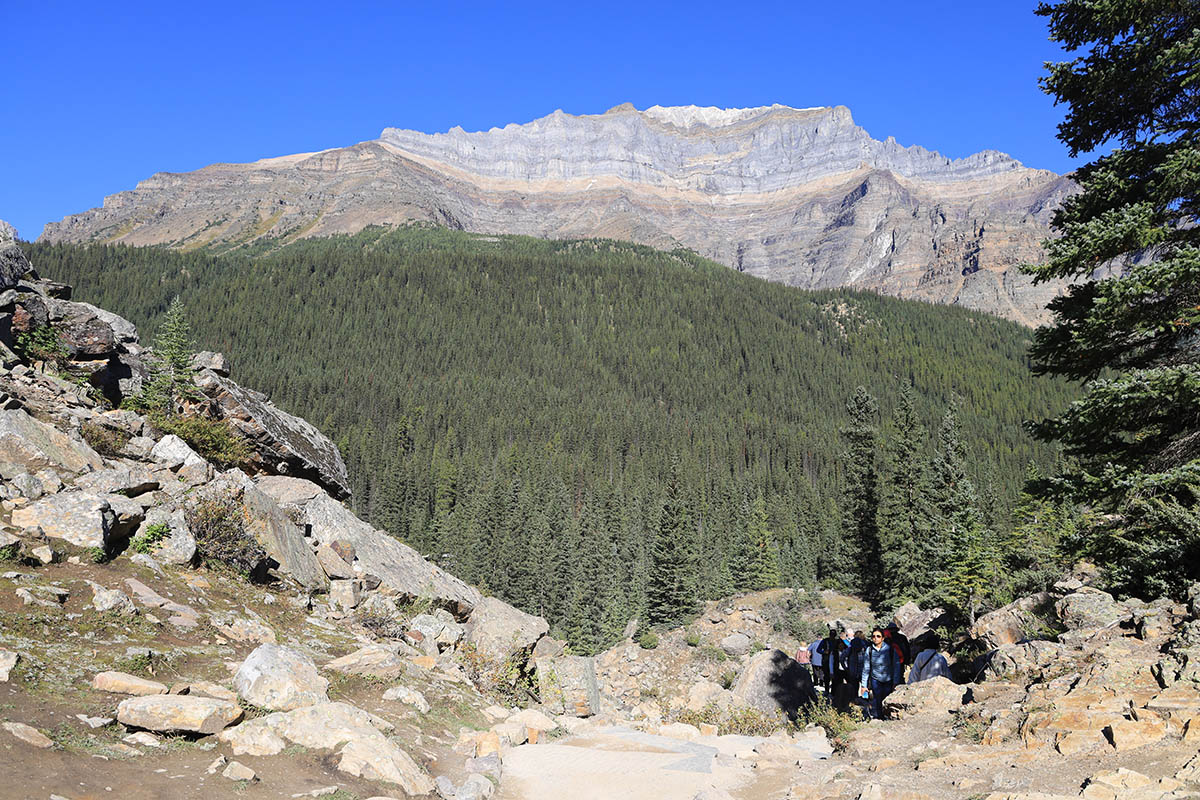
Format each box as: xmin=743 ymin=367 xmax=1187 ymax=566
xmin=859 ymin=627 xmax=897 ymax=720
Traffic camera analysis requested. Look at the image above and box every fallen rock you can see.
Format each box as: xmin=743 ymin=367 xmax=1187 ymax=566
xmin=134 ymin=507 xmax=196 ymax=566
xmin=116 ymin=694 xmax=243 ymax=734
xmin=92 ymin=671 xmax=167 ymax=696
xmin=535 ymin=655 xmax=600 ymax=717
xmin=731 ymin=648 xmax=817 ymax=718
xmin=720 ymin=631 xmax=752 ymax=656
xmin=0 ymin=650 xmax=18 ymax=681
xmin=222 ymin=761 xmax=258 ymax=783
xmin=464 ymin=595 xmax=549 ymax=662
xmin=382 ymin=684 xmax=431 ymax=713
xmin=233 ymin=478 xmax=327 ymax=590
xmin=507 ymin=707 xmax=557 ymax=732
xmin=10 ymin=491 xmax=115 ymax=549
xmin=210 ymin=613 xmax=276 ymax=645
xmin=2 ymin=721 xmax=53 ymax=748
xmin=88 ymin=583 xmax=137 ymax=615
xmin=235 ymin=644 xmax=329 ymax=711
xmin=972 ymin=592 xmax=1056 ymax=649
xmin=0 ymin=408 xmax=104 ymax=478
xmin=124 ymin=731 xmax=162 ymax=747
xmin=882 ymin=676 xmax=966 ymax=719
xmin=150 ymin=434 xmax=207 ymax=470
xmin=1057 ymin=588 xmax=1127 ymax=632
xmin=327 ymin=644 xmax=411 ymax=679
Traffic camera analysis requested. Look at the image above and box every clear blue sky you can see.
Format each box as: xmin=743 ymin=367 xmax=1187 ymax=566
xmin=3 ymin=0 xmax=1086 ymax=241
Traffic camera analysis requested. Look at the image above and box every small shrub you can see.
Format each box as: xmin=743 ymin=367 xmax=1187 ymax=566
xmin=796 ymin=695 xmax=862 ymax=750
xmin=187 ymin=491 xmax=266 ymax=578
xmin=750 ymin=640 xmax=766 ymax=654
xmin=357 ymin=611 xmax=404 ymax=639
xmin=114 ymin=651 xmax=171 ymax=677
xmin=677 ymin=702 xmax=788 ymax=736
xmin=637 ymin=630 xmax=659 ymax=650
xmin=86 ymin=546 xmax=109 ymax=564
xmin=685 ymin=631 xmax=701 ymax=647
xmin=951 ymin=710 xmax=989 ymax=744
xmin=80 ymin=421 xmax=132 ymax=458
xmin=0 ymin=543 xmax=19 ymax=563
xmin=763 ymin=592 xmax=827 ymax=642
xmin=131 ymin=522 xmax=170 ymax=554
xmin=152 ymin=413 xmax=251 ymax=468
xmin=718 ymin=669 xmax=737 ymax=690
xmin=14 ymin=326 xmax=67 ymax=367
xmin=456 ymin=642 xmax=536 ymax=706
xmin=695 ymin=645 xmax=727 ymax=664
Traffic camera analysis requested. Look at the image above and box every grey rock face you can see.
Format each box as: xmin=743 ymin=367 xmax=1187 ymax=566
xmin=535 ymin=655 xmax=600 ymax=717
xmin=464 ymin=595 xmax=549 ymax=663
xmin=40 ymin=104 xmax=1074 ymax=324
xmin=0 ymin=408 xmax=104 ymax=478
xmin=193 ymin=369 xmax=349 ymax=499
xmin=135 ymin=507 xmax=196 ymax=566
xmin=730 ymin=648 xmax=818 ymax=718
xmin=234 ymin=643 xmax=329 ymax=711
xmin=10 ymin=491 xmax=115 ymax=549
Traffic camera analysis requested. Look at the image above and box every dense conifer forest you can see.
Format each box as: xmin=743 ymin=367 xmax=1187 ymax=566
xmin=25 ymin=226 xmax=1078 ymax=650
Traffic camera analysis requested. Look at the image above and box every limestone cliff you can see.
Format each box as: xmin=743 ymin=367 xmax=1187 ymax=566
xmin=41 ymin=104 xmax=1074 ymax=324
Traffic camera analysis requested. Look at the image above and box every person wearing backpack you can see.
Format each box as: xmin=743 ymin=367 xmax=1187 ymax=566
xmin=846 ymin=631 xmax=869 ymax=717
xmin=883 ymin=622 xmax=911 ymax=685
xmin=816 ymin=627 xmax=847 ymax=701
xmin=859 ymin=627 xmax=897 ymax=720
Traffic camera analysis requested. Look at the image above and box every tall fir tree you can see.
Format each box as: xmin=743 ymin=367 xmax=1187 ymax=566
xmin=746 ymin=492 xmax=782 ymax=590
xmin=646 ymin=460 xmax=696 ymax=626
xmin=837 ymin=386 xmax=882 ymax=598
xmin=1025 ymin=0 xmax=1200 ymax=598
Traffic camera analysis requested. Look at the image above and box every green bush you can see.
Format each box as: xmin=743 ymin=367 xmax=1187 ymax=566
xmin=152 ymin=413 xmax=251 ymax=468
xmin=131 ymin=522 xmax=170 ymax=554
xmin=695 ymin=645 xmax=727 ymax=664
xmin=763 ymin=593 xmax=827 ymax=643
xmin=677 ymin=702 xmax=789 ymax=736
xmin=637 ymin=630 xmax=659 ymax=650
xmin=187 ymin=491 xmax=265 ymax=578
xmin=14 ymin=326 xmax=67 ymax=367
xmin=86 ymin=546 xmax=109 ymax=564
xmin=80 ymin=421 xmax=132 ymax=457
xmin=718 ymin=669 xmax=737 ymax=690
xmin=685 ymin=631 xmax=701 ymax=647
xmin=0 ymin=543 xmax=19 ymax=563
xmin=795 ymin=695 xmax=862 ymax=750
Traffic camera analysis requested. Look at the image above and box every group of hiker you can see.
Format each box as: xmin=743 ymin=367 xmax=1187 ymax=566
xmin=794 ymin=622 xmax=951 ymax=720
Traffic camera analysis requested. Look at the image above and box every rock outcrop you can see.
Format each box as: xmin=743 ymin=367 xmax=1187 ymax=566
xmin=40 ymin=104 xmax=1074 ymax=324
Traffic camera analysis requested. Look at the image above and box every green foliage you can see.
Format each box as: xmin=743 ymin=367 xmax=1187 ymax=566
xmin=79 ymin=420 xmax=132 ymax=457
xmin=1025 ymin=0 xmax=1200 ymax=598
xmin=86 ymin=546 xmax=108 ymax=564
xmin=27 ymin=226 xmax=1075 ymax=650
xmin=718 ymin=670 xmax=737 ymax=690
xmin=685 ymin=631 xmax=701 ymax=647
xmin=455 ymin=642 xmax=536 ymax=705
xmin=637 ymin=630 xmax=659 ymax=649
xmin=187 ymin=491 xmax=265 ymax=577
xmin=150 ymin=412 xmax=250 ymax=467
xmin=0 ymin=543 xmax=19 ymax=562
xmin=763 ymin=592 xmax=827 ymax=643
xmin=14 ymin=325 xmax=67 ymax=367
xmin=795 ymin=695 xmax=863 ymax=750
xmin=836 ymin=387 xmax=881 ymax=597
xmin=694 ymin=645 xmax=728 ymax=664
xmin=744 ymin=493 xmax=781 ymax=591
xmin=677 ymin=702 xmax=789 ymax=736
xmin=130 ymin=522 xmax=170 ymax=554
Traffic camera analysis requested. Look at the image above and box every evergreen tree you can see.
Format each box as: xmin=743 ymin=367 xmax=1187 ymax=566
xmin=746 ymin=492 xmax=781 ymax=590
xmin=139 ymin=296 xmax=196 ymax=413
xmin=838 ymin=386 xmax=881 ymax=597
xmin=1025 ymin=0 xmax=1200 ymax=598
xmin=1001 ymin=461 xmax=1079 ymax=601
xmin=876 ymin=382 xmax=937 ymax=609
xmin=646 ymin=461 xmax=695 ymax=626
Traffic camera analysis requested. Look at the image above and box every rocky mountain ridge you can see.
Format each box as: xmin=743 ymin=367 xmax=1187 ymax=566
xmin=41 ymin=104 xmax=1075 ymax=325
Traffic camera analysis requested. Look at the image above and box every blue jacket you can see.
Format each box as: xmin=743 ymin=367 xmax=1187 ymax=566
xmin=860 ymin=642 xmax=897 ymax=687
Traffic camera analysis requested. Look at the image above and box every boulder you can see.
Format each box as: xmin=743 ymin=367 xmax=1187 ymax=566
xmin=134 ymin=507 xmax=196 ymax=566
xmin=971 ymin=591 xmax=1056 ymax=648
xmin=326 ymin=644 xmax=411 ymax=679
xmin=275 ymin=485 xmax=480 ymax=613
xmin=194 ymin=369 xmax=350 ymax=499
xmin=191 ymin=351 xmax=229 ymax=376
xmin=210 ymin=613 xmax=276 ymax=644
xmin=730 ymin=649 xmax=818 ymax=718
xmin=0 ymin=408 xmax=104 ymax=478
xmin=465 ymin=596 xmax=550 ymax=663
xmin=117 ymin=694 xmax=243 ymax=734
xmin=150 ymin=434 xmax=206 ymax=470
xmin=0 ymin=235 xmax=31 ymax=289
xmin=74 ymin=303 xmax=138 ymax=345
xmin=221 ymin=761 xmax=257 ymax=783
xmin=2 ymin=721 xmax=53 ymax=749
xmin=88 ymin=584 xmax=137 ymax=615
xmin=536 ymin=655 xmax=601 ymax=716
xmin=1056 ymin=588 xmax=1127 ymax=631
xmin=92 ymin=671 xmax=167 ymax=695
xmin=73 ymin=465 xmax=158 ymax=496
xmin=46 ymin=300 xmax=116 ymax=358
xmin=881 ymin=676 xmax=966 ymax=719
xmin=1104 ymin=717 xmax=1168 ymax=751
xmin=0 ymin=650 xmax=17 ymax=682
xmin=11 ymin=491 xmax=115 ymax=549
xmin=720 ymin=632 xmax=752 ymax=656
xmin=507 ymin=708 xmax=557 ymax=732
xmin=382 ymin=684 xmax=430 ymax=713
xmin=234 ymin=644 xmax=329 ymax=711
xmin=330 ymin=579 xmax=361 ymax=611
xmin=979 ymin=640 xmax=1065 ymax=681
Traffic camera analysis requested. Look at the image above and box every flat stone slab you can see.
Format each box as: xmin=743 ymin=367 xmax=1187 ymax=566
xmin=117 ymin=694 xmax=243 ymax=734
xmin=92 ymin=671 xmax=168 ymax=696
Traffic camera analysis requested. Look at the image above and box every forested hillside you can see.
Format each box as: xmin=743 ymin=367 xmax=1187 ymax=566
xmin=25 ymin=226 xmax=1076 ymax=650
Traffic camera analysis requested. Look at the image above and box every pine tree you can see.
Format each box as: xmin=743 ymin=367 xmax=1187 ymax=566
xmin=746 ymin=492 xmax=781 ymax=590
xmin=1025 ymin=0 xmax=1200 ymax=598
xmin=139 ymin=296 xmax=196 ymax=413
xmin=646 ymin=461 xmax=695 ymax=626
xmin=838 ymin=386 xmax=881 ymax=597
xmin=876 ymin=382 xmax=937 ymax=609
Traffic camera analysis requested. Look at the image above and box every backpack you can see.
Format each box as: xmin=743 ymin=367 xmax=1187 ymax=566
xmin=886 ymin=630 xmax=911 ymax=665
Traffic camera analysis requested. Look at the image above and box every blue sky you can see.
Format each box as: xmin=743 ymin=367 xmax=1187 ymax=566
xmin=3 ymin=0 xmax=1086 ymax=240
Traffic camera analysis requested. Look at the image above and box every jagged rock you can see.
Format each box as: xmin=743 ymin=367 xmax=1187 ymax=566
xmin=46 ymin=299 xmax=116 ymax=358
xmin=191 ymin=351 xmax=229 ymax=375
xmin=222 ymin=761 xmax=258 ymax=782
xmin=972 ymin=592 xmax=1057 ymax=649
xmin=2 ymin=721 xmax=53 ymax=748
xmin=92 ymin=671 xmax=168 ymax=695
xmin=326 ymin=644 xmax=411 ymax=679
xmin=330 ymin=579 xmax=361 ymax=611
xmin=1056 ymin=588 xmax=1128 ymax=631
xmin=193 ymin=368 xmax=349 ymax=498
xmin=720 ymin=632 xmax=752 ymax=656
xmin=117 ymin=694 xmax=243 ymax=734
xmin=74 ymin=302 xmax=137 ymax=345
xmin=536 ymin=655 xmax=600 ymax=717
xmin=134 ymin=507 xmax=195 ymax=566
xmin=88 ymin=583 xmax=137 ymax=615
xmin=0 ymin=408 xmax=104 ymax=478
xmin=230 ymin=477 xmax=326 ymax=589
xmin=882 ymin=676 xmax=966 ymax=719
xmin=0 ymin=227 xmax=31 ymax=289
xmin=11 ymin=491 xmax=115 ymax=549
xmin=315 ymin=544 xmax=356 ymax=579
xmin=382 ymin=684 xmax=431 ymax=713
xmin=456 ymin=773 xmax=496 ymax=800
xmin=234 ymin=644 xmax=329 ymax=711
xmin=465 ymin=595 xmax=549 ymax=662
xmin=0 ymin=650 xmax=17 ymax=681
xmin=219 ymin=701 xmax=433 ymax=794
xmin=731 ymin=649 xmax=817 ymax=717
xmin=210 ymin=613 xmax=276 ymax=644
xmin=980 ymin=640 xmax=1065 ymax=681
xmin=1104 ymin=717 xmax=1168 ymax=751
xmin=254 ymin=474 xmax=324 ymax=505
xmin=73 ymin=465 xmax=158 ymax=496
xmin=686 ymin=680 xmax=729 ymax=712
xmin=270 ymin=484 xmax=480 ymax=612
xmin=150 ymin=434 xmax=206 ymax=470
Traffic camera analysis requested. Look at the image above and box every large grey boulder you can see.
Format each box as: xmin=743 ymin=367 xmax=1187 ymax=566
xmin=11 ymin=491 xmax=115 ymax=549
xmin=979 ymin=639 xmax=1066 ymax=681
xmin=1056 ymin=587 xmax=1128 ymax=631
xmin=135 ymin=507 xmax=196 ymax=566
xmin=265 ymin=482 xmax=480 ymax=613
xmin=75 ymin=302 xmax=138 ymax=345
xmin=240 ymin=481 xmax=326 ymax=589
xmin=46 ymin=299 xmax=117 ymax=359
xmin=117 ymin=695 xmax=243 ymax=734
xmin=0 ymin=229 xmax=30 ymax=290
xmin=465 ymin=595 xmax=549 ymax=663
xmin=881 ymin=675 xmax=966 ymax=719
xmin=194 ymin=369 xmax=350 ymax=499
xmin=972 ymin=591 xmax=1057 ymax=649
xmin=730 ymin=649 xmax=817 ymax=718
xmin=234 ymin=644 xmax=329 ymax=711
xmin=72 ymin=464 xmax=158 ymax=496
xmin=535 ymin=655 xmax=600 ymax=717
xmin=0 ymin=408 xmax=104 ymax=478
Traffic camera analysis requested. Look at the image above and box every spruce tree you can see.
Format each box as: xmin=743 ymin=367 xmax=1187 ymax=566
xmin=746 ymin=492 xmax=781 ymax=590
xmin=1026 ymin=0 xmax=1200 ymax=598
xmin=838 ymin=386 xmax=881 ymax=597
xmin=646 ymin=461 xmax=695 ymax=626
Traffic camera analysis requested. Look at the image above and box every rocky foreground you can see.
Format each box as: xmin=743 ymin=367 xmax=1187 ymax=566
xmin=0 ymin=227 xmax=1198 ymax=799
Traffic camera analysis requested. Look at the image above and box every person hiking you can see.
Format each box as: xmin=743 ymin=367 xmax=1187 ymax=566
xmin=859 ymin=627 xmax=897 ymax=720
xmin=807 ymin=638 xmax=824 ymax=688
xmin=883 ymin=622 xmax=911 ymax=685
xmin=846 ymin=630 xmax=869 ymax=716
xmin=795 ymin=641 xmax=812 ymax=680
xmin=908 ymin=636 xmax=952 ymax=682
xmin=816 ymin=627 xmax=847 ymax=702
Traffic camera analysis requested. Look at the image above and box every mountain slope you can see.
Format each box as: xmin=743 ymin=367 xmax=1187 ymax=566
xmin=40 ymin=104 xmax=1073 ymax=324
